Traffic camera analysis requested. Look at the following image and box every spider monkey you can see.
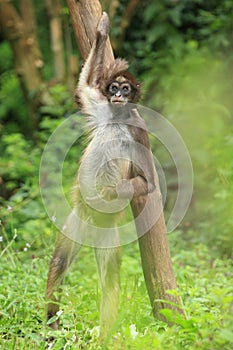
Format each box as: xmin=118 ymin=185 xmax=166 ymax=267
xmin=46 ymin=12 xmax=156 ymax=337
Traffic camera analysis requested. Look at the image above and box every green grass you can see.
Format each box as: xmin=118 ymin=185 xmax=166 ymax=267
xmin=0 ymin=229 xmax=232 ymax=350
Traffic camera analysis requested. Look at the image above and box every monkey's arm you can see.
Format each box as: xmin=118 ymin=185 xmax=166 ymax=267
xmin=80 ymin=12 xmax=109 ymax=87
xmin=87 ymin=147 xmax=156 ymax=204
xmin=86 ymin=172 xmax=155 ymax=207
xmin=114 ymin=110 xmax=156 ymax=199
xmin=116 ymin=174 xmax=155 ymax=199
xmin=75 ymin=13 xmax=109 ymax=108
xmin=122 ymin=108 xmax=156 ymax=198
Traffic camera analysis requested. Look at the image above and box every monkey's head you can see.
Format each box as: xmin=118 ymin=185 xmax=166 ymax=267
xmin=102 ymin=72 xmax=141 ymax=106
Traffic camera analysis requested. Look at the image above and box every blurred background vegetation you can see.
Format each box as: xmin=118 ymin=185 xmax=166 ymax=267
xmin=0 ymin=0 xmax=233 ymax=257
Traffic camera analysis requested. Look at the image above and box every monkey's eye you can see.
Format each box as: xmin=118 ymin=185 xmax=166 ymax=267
xmin=121 ymin=84 xmax=131 ymax=95
xmin=109 ymin=83 xmax=119 ymax=94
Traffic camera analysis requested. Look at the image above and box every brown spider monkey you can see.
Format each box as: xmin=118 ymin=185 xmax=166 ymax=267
xmin=46 ymin=12 xmax=155 ymax=337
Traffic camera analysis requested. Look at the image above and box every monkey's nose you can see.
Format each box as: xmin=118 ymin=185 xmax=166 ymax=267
xmin=112 ymin=95 xmax=124 ymax=103
xmin=112 ymin=90 xmax=124 ymax=103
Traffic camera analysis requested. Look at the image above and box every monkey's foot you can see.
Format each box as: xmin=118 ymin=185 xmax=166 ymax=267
xmin=97 ymin=12 xmax=110 ymax=37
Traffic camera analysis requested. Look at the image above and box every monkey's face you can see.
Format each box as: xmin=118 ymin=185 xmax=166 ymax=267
xmin=105 ymin=75 xmax=140 ymax=105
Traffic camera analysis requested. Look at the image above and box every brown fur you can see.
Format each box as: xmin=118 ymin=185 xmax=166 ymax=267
xmin=101 ymin=70 xmax=141 ymax=103
xmin=46 ymin=12 xmax=155 ymax=339
xmin=103 ymin=58 xmax=129 ymax=81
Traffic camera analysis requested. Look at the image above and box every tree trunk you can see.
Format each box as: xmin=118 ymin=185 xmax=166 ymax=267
xmin=112 ymin=0 xmax=141 ymax=52
xmin=0 ymin=0 xmax=44 ymax=128
xmin=130 ymin=179 xmax=185 ymax=321
xmin=46 ymin=0 xmax=66 ymax=83
xmin=66 ymin=0 xmax=114 ymax=63
xmin=66 ymin=0 xmax=186 ymax=323
xmin=63 ymin=11 xmax=79 ymax=91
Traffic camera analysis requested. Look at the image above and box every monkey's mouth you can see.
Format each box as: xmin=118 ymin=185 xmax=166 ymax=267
xmin=111 ymin=97 xmax=127 ymax=105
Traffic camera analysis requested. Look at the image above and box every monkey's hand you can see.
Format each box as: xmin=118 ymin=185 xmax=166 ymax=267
xmin=97 ymin=12 xmax=110 ymax=37
xmin=101 ymin=186 xmax=118 ymax=201
xmin=116 ymin=179 xmax=134 ymax=199
xmin=86 ymin=186 xmax=117 ymax=207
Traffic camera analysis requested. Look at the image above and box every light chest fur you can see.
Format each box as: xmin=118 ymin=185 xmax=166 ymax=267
xmin=78 ymin=121 xmax=133 ymax=197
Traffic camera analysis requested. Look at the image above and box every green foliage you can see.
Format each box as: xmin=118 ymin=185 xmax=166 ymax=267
xmin=146 ymin=48 xmax=233 ymax=257
xmin=0 ymin=1 xmax=233 ymax=348
xmin=122 ymin=0 xmax=233 ymax=82
xmin=0 ymin=131 xmax=47 ymax=246
xmin=0 ymin=235 xmax=232 ymax=349
xmin=117 ymin=0 xmax=233 ymax=257
xmin=0 ymin=71 xmax=28 ymax=134
xmin=0 ymin=78 xmax=78 ymax=238
xmin=203 ymin=133 xmax=233 ymax=255
xmin=1 ymin=133 xmax=38 ymax=187
xmin=39 ymin=84 xmax=75 ymax=119
xmin=0 ymin=42 xmax=13 ymax=72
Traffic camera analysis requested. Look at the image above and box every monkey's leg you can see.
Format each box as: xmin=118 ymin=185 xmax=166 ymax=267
xmin=46 ymin=234 xmax=81 ymax=330
xmin=95 ymin=232 xmax=121 ymax=338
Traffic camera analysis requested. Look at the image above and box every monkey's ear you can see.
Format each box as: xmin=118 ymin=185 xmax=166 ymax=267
xmin=132 ymin=81 xmax=142 ymax=103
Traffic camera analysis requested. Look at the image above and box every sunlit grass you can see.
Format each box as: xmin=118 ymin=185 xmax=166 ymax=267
xmin=0 ymin=223 xmax=232 ymax=349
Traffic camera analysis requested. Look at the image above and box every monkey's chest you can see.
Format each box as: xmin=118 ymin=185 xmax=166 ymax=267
xmin=78 ymin=125 xmax=133 ymax=195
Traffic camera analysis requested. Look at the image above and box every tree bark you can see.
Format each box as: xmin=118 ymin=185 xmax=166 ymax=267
xmin=131 ymin=176 xmax=185 ymax=321
xmin=66 ymin=0 xmax=114 ymax=63
xmin=66 ymin=0 xmax=186 ymax=323
xmin=46 ymin=0 xmax=66 ymax=83
xmin=0 ymin=0 xmax=44 ymax=127
xmin=63 ymin=9 xmax=79 ymax=91
xmin=115 ymin=0 xmax=141 ymax=52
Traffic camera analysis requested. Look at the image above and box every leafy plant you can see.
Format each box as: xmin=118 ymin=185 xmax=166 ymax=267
xmin=0 ymin=234 xmax=232 ymax=349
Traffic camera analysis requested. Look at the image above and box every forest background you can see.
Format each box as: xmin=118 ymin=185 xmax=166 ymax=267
xmin=0 ymin=1 xmax=233 ymax=349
